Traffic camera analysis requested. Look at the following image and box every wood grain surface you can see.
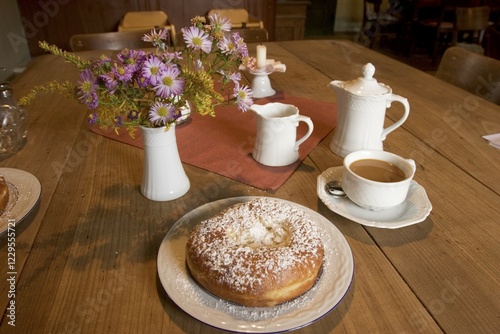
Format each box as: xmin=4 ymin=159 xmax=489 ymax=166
xmin=1 ymin=40 xmax=499 ymax=333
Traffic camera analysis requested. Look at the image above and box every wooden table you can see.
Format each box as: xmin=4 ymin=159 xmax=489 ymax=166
xmin=1 ymin=39 xmax=499 ymax=333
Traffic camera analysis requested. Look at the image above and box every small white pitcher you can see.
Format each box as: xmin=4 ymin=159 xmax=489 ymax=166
xmin=251 ymin=103 xmax=314 ymax=167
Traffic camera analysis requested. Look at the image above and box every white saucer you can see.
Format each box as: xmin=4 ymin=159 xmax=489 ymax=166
xmin=157 ymin=196 xmax=354 ymax=333
xmin=317 ymin=167 xmax=432 ymax=229
xmin=0 ymin=168 xmax=42 ymax=235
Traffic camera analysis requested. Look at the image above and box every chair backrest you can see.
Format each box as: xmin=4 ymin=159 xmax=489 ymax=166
xmin=176 ymin=28 xmax=268 ymax=46
xmin=455 ymin=6 xmax=490 ymax=31
xmin=229 ymin=28 xmax=268 ymax=43
xmin=118 ymin=11 xmax=176 ymax=45
xmin=208 ymin=8 xmax=263 ymax=28
xmin=209 ymin=8 xmax=248 ymax=24
xmin=436 ymin=46 xmax=500 ymax=105
xmin=452 ymin=6 xmax=490 ymax=52
xmin=118 ymin=11 xmax=168 ymax=31
xmin=69 ymin=30 xmax=155 ymax=52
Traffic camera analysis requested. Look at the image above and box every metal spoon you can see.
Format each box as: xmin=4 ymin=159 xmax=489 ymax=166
xmin=324 ymin=180 xmax=347 ymax=198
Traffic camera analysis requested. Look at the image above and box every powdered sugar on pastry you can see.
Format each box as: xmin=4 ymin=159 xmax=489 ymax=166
xmin=186 ymin=197 xmax=324 ymax=307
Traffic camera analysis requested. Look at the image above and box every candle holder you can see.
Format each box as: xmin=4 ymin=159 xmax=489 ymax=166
xmin=251 ymin=69 xmax=275 ymax=98
xmin=244 ymin=60 xmax=286 ymax=99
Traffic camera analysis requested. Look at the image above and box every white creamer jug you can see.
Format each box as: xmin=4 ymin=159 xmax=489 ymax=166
xmin=329 ymin=63 xmax=410 ymax=157
xmin=251 ymin=103 xmax=314 ymax=167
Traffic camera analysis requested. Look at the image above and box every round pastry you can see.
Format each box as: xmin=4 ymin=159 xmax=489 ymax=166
xmin=0 ymin=176 xmax=9 ymax=214
xmin=186 ymin=198 xmax=324 ymax=307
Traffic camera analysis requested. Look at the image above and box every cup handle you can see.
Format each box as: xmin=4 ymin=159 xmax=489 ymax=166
xmin=295 ymin=115 xmax=314 ymax=151
xmin=381 ymin=94 xmax=410 ymax=141
xmin=406 ymin=158 xmax=417 ymax=177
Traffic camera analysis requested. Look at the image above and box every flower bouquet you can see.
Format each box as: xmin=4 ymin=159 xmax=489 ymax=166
xmin=19 ymin=13 xmax=255 ymax=135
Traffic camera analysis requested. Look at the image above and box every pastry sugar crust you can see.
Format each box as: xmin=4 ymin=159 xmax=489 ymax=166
xmin=0 ymin=176 xmax=9 ymax=214
xmin=186 ymin=198 xmax=324 ymax=307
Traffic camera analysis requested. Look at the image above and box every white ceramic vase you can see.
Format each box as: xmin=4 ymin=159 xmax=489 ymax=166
xmin=140 ymin=124 xmax=190 ymax=201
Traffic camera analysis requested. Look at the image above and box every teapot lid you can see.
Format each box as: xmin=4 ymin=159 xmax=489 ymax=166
xmin=342 ymin=63 xmax=389 ymax=95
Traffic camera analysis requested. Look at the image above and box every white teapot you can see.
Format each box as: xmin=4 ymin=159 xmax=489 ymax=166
xmin=328 ymin=63 xmax=410 ymax=157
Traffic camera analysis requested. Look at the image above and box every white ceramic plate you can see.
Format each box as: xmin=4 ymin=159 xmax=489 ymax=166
xmin=0 ymin=168 xmax=41 ymax=235
xmin=317 ymin=167 xmax=432 ymax=229
xmin=157 ymin=196 xmax=354 ymax=333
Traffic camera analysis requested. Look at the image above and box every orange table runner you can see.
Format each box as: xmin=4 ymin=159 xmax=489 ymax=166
xmin=91 ymin=93 xmax=337 ymax=190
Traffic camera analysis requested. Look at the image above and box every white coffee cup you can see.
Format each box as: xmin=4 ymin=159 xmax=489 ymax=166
xmin=342 ymin=150 xmax=416 ymax=211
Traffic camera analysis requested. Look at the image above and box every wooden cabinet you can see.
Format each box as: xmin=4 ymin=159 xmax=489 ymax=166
xmin=275 ymin=0 xmax=311 ymax=41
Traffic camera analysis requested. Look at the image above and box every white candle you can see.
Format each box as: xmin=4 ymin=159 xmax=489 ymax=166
xmin=256 ymin=44 xmax=267 ymax=68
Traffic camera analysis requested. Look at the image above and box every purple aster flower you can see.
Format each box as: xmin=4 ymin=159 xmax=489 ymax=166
xmin=142 ymin=56 xmax=167 ymax=85
xmin=208 ymin=12 xmax=232 ymax=32
xmin=78 ymin=69 xmax=96 ymax=93
xmin=115 ymin=116 xmax=123 ymax=127
xmin=136 ymin=75 xmax=150 ymax=89
xmin=227 ymin=71 xmax=241 ymax=84
xmin=142 ymin=28 xmax=170 ymax=46
xmin=112 ymin=62 xmax=133 ymax=83
xmin=218 ymin=35 xmax=237 ymax=55
xmin=164 ymin=51 xmax=183 ymax=62
xmin=233 ymin=83 xmax=253 ymax=112
xmin=217 ymin=70 xmax=241 ymax=84
xmin=90 ymin=57 xmax=111 ymax=73
xmin=84 ymin=92 xmax=99 ymax=109
xmin=117 ymin=49 xmax=131 ymax=63
xmin=181 ymin=26 xmax=212 ymax=53
xmin=154 ymin=66 xmax=185 ymax=98
xmin=232 ymin=32 xmax=249 ymax=57
xmin=149 ymin=101 xmax=177 ymax=126
xmin=128 ymin=110 xmax=139 ymax=121
xmin=100 ymin=72 xmax=118 ymax=94
xmin=118 ymin=49 xmax=146 ymax=72
xmin=78 ymin=69 xmax=99 ymax=108
xmin=131 ymin=49 xmax=147 ymax=61
xmin=88 ymin=113 xmax=98 ymax=125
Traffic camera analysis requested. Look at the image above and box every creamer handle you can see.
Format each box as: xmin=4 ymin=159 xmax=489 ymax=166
xmin=295 ymin=116 xmax=314 ymax=151
xmin=381 ymin=94 xmax=410 ymax=141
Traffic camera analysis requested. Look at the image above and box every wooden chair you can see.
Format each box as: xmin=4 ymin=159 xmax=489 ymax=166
xmin=207 ymin=8 xmax=264 ymax=29
xmin=362 ymin=0 xmax=406 ymax=49
xmin=230 ymin=28 xmax=268 ymax=43
xmin=118 ymin=11 xmax=168 ymax=30
xmin=485 ymin=23 xmax=500 ymax=59
xmin=452 ymin=6 xmax=490 ymax=54
xmin=410 ymin=0 xmax=456 ymax=64
xmin=69 ymin=30 xmax=156 ymax=52
xmin=176 ymin=28 xmax=268 ymax=46
xmin=118 ymin=11 xmax=176 ymax=45
xmin=436 ymin=46 xmax=500 ymax=105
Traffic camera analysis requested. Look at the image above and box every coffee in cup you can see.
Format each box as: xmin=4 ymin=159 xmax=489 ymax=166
xmin=342 ymin=150 xmax=416 ymax=211
xmin=349 ymin=158 xmax=406 ymax=183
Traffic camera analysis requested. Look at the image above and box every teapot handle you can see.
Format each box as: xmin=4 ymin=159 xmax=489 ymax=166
xmin=295 ymin=116 xmax=314 ymax=150
xmin=381 ymin=94 xmax=410 ymax=141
